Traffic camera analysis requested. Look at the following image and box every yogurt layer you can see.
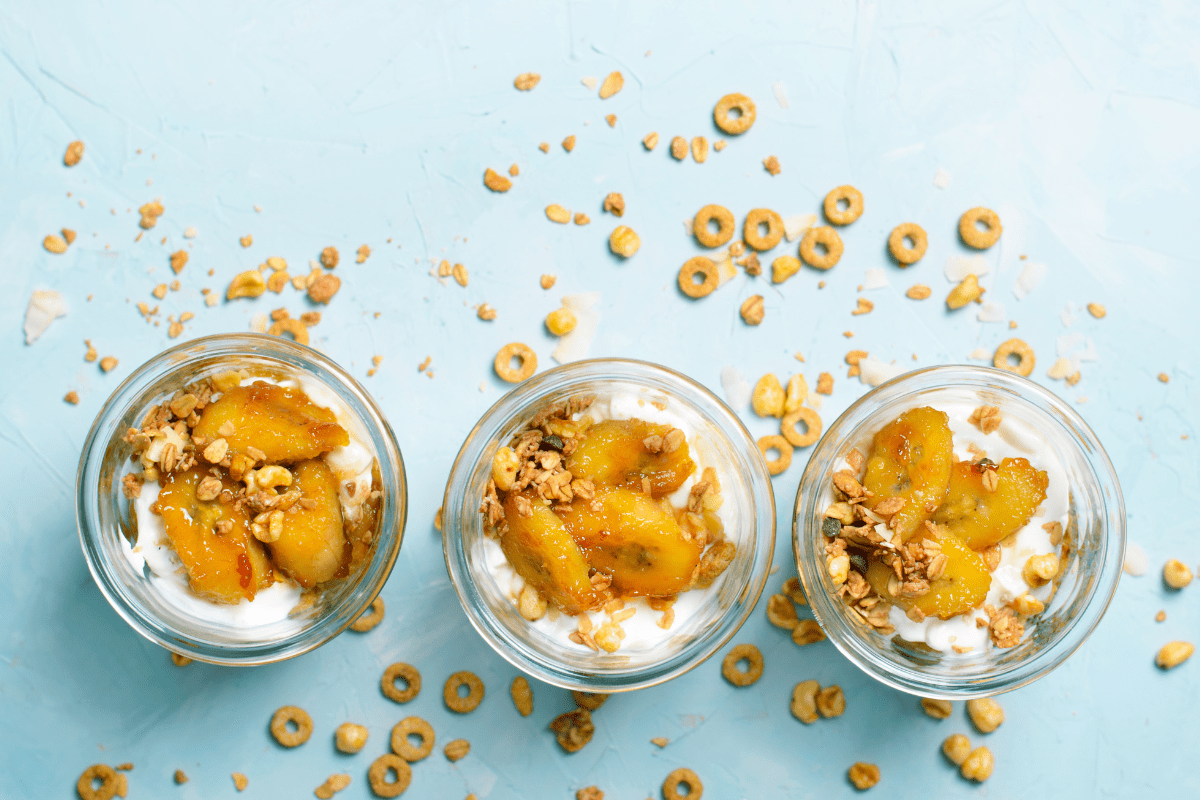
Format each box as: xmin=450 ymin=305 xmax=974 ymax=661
xmin=121 ymin=373 xmax=376 ymax=631
xmin=484 ymin=390 xmax=739 ymax=652
xmin=831 ymin=390 xmax=1069 ymax=654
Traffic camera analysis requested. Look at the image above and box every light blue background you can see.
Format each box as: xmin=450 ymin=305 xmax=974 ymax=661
xmin=2 ymin=1 xmax=1198 ymax=797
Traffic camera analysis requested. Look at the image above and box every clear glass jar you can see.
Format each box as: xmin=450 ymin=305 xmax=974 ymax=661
xmin=793 ymin=365 xmax=1125 ymax=698
xmin=76 ymin=334 xmax=407 ymax=665
xmin=442 ymin=358 xmax=776 ymax=692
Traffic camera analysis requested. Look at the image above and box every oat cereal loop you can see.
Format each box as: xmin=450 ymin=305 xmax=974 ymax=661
xmin=781 ymin=407 xmax=821 ymax=448
xmin=959 ymin=206 xmax=1002 ymax=249
xmin=721 ymin=643 xmax=764 ymax=687
xmin=743 ymin=208 xmax=784 ymax=252
xmin=887 ymin=223 xmax=927 ymax=265
xmin=678 ymin=257 xmax=719 ymax=299
xmin=77 ymin=765 xmax=118 ymax=800
xmin=350 ymin=596 xmax=385 ymax=632
xmin=663 ymin=767 xmax=704 ymax=800
xmin=692 ymin=205 xmax=735 ymax=248
xmin=823 ymin=185 xmax=863 ymax=226
xmin=390 ymin=716 xmax=435 ymax=762
xmin=270 ymin=705 xmax=313 ymax=748
xmin=758 ymin=435 xmax=793 ymax=476
xmin=714 ymin=93 xmax=756 ymax=135
xmin=444 ymin=670 xmax=485 ymax=713
xmin=368 ymin=754 xmax=412 ymax=798
xmin=495 ymin=343 xmax=537 ymax=383
xmin=799 ymin=226 xmax=843 ymax=270
xmin=381 ymin=662 xmax=421 ymax=704
xmin=993 ymin=338 xmax=1035 ymax=377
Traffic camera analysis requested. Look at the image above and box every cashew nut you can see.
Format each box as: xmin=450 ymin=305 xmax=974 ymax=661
xmin=226 ymin=269 xmax=267 ymax=300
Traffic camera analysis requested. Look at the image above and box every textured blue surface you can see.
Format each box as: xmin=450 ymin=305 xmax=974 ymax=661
xmin=2 ymin=1 xmax=1198 ymax=797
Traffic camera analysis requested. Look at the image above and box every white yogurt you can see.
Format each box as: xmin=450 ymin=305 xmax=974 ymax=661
xmin=831 ymin=391 xmax=1069 ymax=654
xmin=484 ymin=390 xmax=738 ymax=652
xmin=121 ymin=373 xmax=376 ymax=631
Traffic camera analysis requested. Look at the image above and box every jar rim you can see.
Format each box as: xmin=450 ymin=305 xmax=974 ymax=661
xmin=792 ymin=364 xmax=1125 ymax=698
xmin=76 ymin=333 xmax=407 ymax=665
xmin=441 ymin=357 xmax=776 ymax=691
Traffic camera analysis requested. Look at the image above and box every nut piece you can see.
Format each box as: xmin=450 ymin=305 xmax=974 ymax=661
xmin=1022 ymin=554 xmax=1059 ymax=587
xmin=545 ymin=308 xmax=577 ymax=336
xmin=308 ymin=274 xmax=341 ymax=304
xmin=670 ymin=136 xmax=687 ymax=160
xmin=443 ymin=739 xmax=471 ymax=762
xmin=321 ymin=246 xmax=339 ymax=268
xmin=1087 ymin=302 xmax=1107 ymax=318
xmin=603 ymin=192 xmax=625 ymax=217
xmin=966 ymin=698 xmax=1005 ymax=734
xmin=847 ymin=762 xmax=880 ymax=790
xmin=740 ymin=295 xmax=765 ymax=325
xmin=518 ymin=585 xmax=547 ymax=621
xmin=921 ymin=698 xmax=953 ymax=719
xmin=691 ymin=136 xmax=708 ymax=163
xmin=43 ymin=234 xmax=68 ymax=254
xmin=791 ymin=618 xmax=825 ymax=646
xmin=766 ymin=594 xmax=799 ymax=630
xmin=452 ymin=263 xmax=468 ymax=287
xmin=477 ymin=303 xmax=497 ymax=320
xmin=816 ymin=685 xmax=845 ymax=718
xmin=790 ymin=680 xmax=819 ymax=724
xmin=960 ymin=747 xmax=995 ymax=782
xmin=64 ymin=140 xmax=84 ymax=166
xmin=514 ymin=72 xmax=541 ymax=91
xmin=314 ymin=774 xmax=351 ymax=800
xmin=335 ymin=723 xmax=369 ymax=754
xmin=642 ymin=132 xmax=659 ymax=150
xmin=609 ymin=226 xmax=640 ymax=258
xmin=1163 ymin=559 xmax=1193 ymax=589
xmin=546 ymin=204 xmax=571 ymax=224
xmin=942 ymin=733 xmax=971 ymax=765
xmin=562 ymin=135 xmax=576 ymax=152
xmin=549 ymin=708 xmax=594 ymax=753
xmin=491 ymin=446 xmax=520 ymax=491
xmin=752 ymin=374 xmax=786 ymax=418
xmin=906 ymin=284 xmax=932 ymax=300
xmin=598 ymin=71 xmax=624 ymax=99
xmin=170 ymin=250 xmax=188 ymax=274
xmin=484 ymin=168 xmax=513 ymax=192
xmin=99 ymin=356 xmax=119 ymax=373
xmin=510 ymin=676 xmax=534 ymax=717
xmin=946 ymin=274 xmax=985 ymax=309
xmin=227 ymin=270 xmax=266 ymax=300
xmin=1157 ymin=641 xmax=1194 ymax=670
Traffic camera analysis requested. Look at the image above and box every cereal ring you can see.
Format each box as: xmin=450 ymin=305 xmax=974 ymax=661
xmin=993 ymin=338 xmax=1035 ymax=377
xmin=663 ymin=767 xmax=704 ymax=800
xmin=350 ymin=596 xmax=385 ymax=633
xmin=692 ymin=205 xmax=735 ymax=248
xmin=267 ymin=317 xmax=309 ymax=346
xmin=77 ymin=764 xmax=119 ymax=800
xmin=757 ymin=435 xmax=793 ymax=476
xmin=368 ymin=754 xmax=412 ymax=798
xmin=270 ymin=705 xmax=313 ymax=748
xmin=743 ymin=208 xmax=784 ymax=252
xmin=823 ymin=185 xmax=863 ymax=226
xmin=887 ymin=223 xmax=927 ymax=265
xmin=678 ymin=257 xmax=719 ymax=299
xmin=381 ymin=663 xmax=421 ymax=704
xmin=959 ymin=207 xmax=1002 ymax=249
xmin=443 ymin=671 xmax=485 ymax=713
xmin=799 ymin=226 xmax=843 ymax=270
xmin=390 ymin=716 xmax=434 ymax=762
xmin=713 ymin=93 xmax=756 ymax=135
xmin=781 ymin=407 xmax=822 ymax=448
xmin=721 ymin=643 xmax=764 ymax=687
xmin=494 ymin=343 xmax=536 ymax=383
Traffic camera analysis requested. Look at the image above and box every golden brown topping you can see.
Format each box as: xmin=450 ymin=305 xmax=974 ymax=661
xmin=308 ymin=274 xmax=341 ymax=304
xmin=603 ymin=192 xmax=624 ymax=216
xmin=510 ymin=676 xmax=534 ymax=716
xmin=550 ymin=708 xmax=594 ymax=753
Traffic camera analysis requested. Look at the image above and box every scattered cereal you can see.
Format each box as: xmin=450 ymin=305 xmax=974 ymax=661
xmin=494 ymin=343 xmax=537 ymax=382
xmin=943 ymin=733 xmax=971 ymax=765
xmin=477 ymin=303 xmax=497 ymax=321
xmin=308 ymin=274 xmax=341 ymax=304
xmin=643 ymin=132 xmax=659 ymax=150
xmin=240 ymin=235 xmax=253 ymax=247
xmin=852 ymin=297 xmax=874 ymax=315
xmin=381 ymin=662 xmax=421 ymax=703
xmin=605 ymin=114 xmax=617 ymax=127
xmin=691 ymin=136 xmax=708 ymax=163
xmin=714 ymin=93 xmax=756 ymax=134
xmin=662 ymin=768 xmax=703 ymax=800
xmin=227 ymin=269 xmax=266 ymax=300
xmin=174 ymin=770 xmax=188 ymax=784
xmin=562 ymin=135 xmax=576 ymax=153
xmin=772 ymin=255 xmax=801 ymax=284
xmin=1157 ymin=641 xmax=1194 ymax=670
xmin=740 ymin=294 xmax=765 ymax=325
xmin=572 ymin=691 xmax=609 ymax=711
xmin=43 ymin=233 xmax=68 ymax=254
xmin=816 ymin=372 xmax=833 ymax=395
xmin=791 ymin=619 xmax=825 ymax=646
xmin=546 ymin=204 xmax=571 ymax=224
xmin=1087 ymin=302 xmax=1106 ymax=318
xmin=823 ymin=185 xmax=863 ymax=226
xmin=816 ymin=685 xmax=845 ymax=718
xmin=608 ymin=225 xmax=640 ymax=258
xmin=1164 ymin=559 xmax=1193 ymax=589
xmin=350 ymin=596 xmax=385 ymax=632
xmin=744 ymin=208 xmax=784 ymax=252
xmin=99 ymin=356 xmax=119 ymax=373
xmin=993 ymin=338 xmax=1035 ymax=376
xmin=966 ymin=698 xmax=1004 ymax=733
xmin=678 ymin=256 xmax=719 ymax=299
xmin=758 ymin=435 xmax=793 ymax=476
xmin=62 ymin=228 xmax=76 ymax=245
xmin=888 ymin=223 xmax=927 ymax=265
xmin=800 ymin=226 xmax=843 ymax=270
xmin=270 ymin=705 xmax=313 ymax=748
xmin=960 ymin=747 xmax=994 ymax=782
xmin=539 ymin=142 xmax=550 ymax=153
xmin=170 ymin=250 xmax=188 ymax=274
xmin=76 ymin=765 xmax=117 ymax=800
xmin=356 ymin=244 xmax=371 ymax=263
xmin=540 ymin=274 xmax=556 ymax=290
xmin=721 ymin=643 xmax=764 ymax=687
xmin=921 ymin=698 xmax=952 ymax=719
xmin=959 ymin=207 xmax=1002 ymax=249
xmin=443 ymin=671 xmax=485 ymax=713
xmin=546 ymin=307 xmax=578 ymax=336
xmin=368 ymin=754 xmax=411 ymax=798
xmin=232 ymin=773 xmax=248 ymax=792
xmin=314 ymin=774 xmax=351 ymax=799
xmin=511 ymin=676 xmax=534 ymax=716
xmin=767 ymin=594 xmax=800 ymax=629
xmin=65 ymin=390 xmax=80 ymax=405
xmin=752 ymin=374 xmax=786 ymax=418
xmin=693 ymin=204 xmax=735 ymax=248
xmin=1158 ymin=372 xmax=1169 ymax=383
xmin=550 ymin=708 xmax=594 ymax=753
xmin=603 ymin=192 xmax=625 ymax=217
xmin=763 ymin=155 xmax=781 ymax=175
xmin=791 ymin=680 xmax=819 ymax=724
xmin=670 ymin=136 xmax=688 ymax=160
xmin=946 ymin=274 xmax=985 ymax=309
xmin=390 ymin=716 xmax=435 ymax=761
xmin=576 ymin=786 xmax=604 ymax=800
xmin=781 ymin=407 xmax=821 ymax=448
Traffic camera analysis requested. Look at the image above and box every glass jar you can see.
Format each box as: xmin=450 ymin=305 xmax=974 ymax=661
xmin=442 ymin=358 xmax=776 ymax=692
xmin=76 ymin=334 xmax=407 ymax=665
xmin=793 ymin=365 xmax=1124 ymax=698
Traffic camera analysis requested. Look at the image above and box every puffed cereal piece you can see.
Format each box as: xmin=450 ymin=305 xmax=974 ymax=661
xmin=920 ymin=698 xmax=953 ymax=720
xmin=545 ymin=308 xmax=577 ymax=336
xmin=959 ymin=207 xmax=1002 ymax=249
xmin=772 ymin=255 xmax=801 ymax=284
xmin=946 ymin=274 xmax=984 ymax=309
xmin=751 ymin=374 xmax=786 ymax=418
xmin=823 ymin=185 xmax=863 ymax=226
xmin=942 ymin=733 xmax=971 ymax=765
xmin=966 ymin=698 xmax=1004 ymax=733
xmin=609 ymin=225 xmax=640 ymax=257
xmin=1157 ymin=641 xmax=1194 ymax=670
xmin=444 ymin=738 xmax=470 ymax=762
xmin=335 ymin=723 xmax=369 ymax=754
xmin=1163 ymin=559 xmax=1193 ymax=589
xmin=960 ymin=746 xmax=995 ymax=781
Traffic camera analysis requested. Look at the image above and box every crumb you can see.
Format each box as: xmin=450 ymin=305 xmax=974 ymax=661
xmin=816 ymin=373 xmax=833 ymax=395
xmin=562 ymin=135 xmax=576 ymax=152
xmin=540 ymin=274 xmax=556 ymax=290
xmin=539 ymin=142 xmax=550 ymax=153
xmin=605 ymin=114 xmax=617 ymax=127
xmin=763 ymin=155 xmax=780 ymax=175
xmin=64 ymin=390 xmax=79 ymax=405
xmin=1158 ymin=373 xmax=1170 ymax=383
xmin=1156 ymin=610 xmax=1167 ymax=622
xmin=232 ymin=772 xmax=248 ymax=791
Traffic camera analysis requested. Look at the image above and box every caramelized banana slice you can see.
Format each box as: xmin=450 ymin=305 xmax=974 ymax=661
xmin=932 ymin=458 xmax=1049 ymax=549
xmin=157 ymin=466 xmax=273 ymax=603
xmin=501 ymin=492 xmax=596 ymax=615
xmin=268 ymin=459 xmax=347 ymax=587
xmin=558 ymin=487 xmax=702 ymax=597
xmin=193 ymin=381 xmax=349 ymax=464
xmin=565 ymin=419 xmax=696 ymax=496
xmin=862 ymin=406 xmax=953 ymax=540
xmin=865 ymin=529 xmax=991 ymax=620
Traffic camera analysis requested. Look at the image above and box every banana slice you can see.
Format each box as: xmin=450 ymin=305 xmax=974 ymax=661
xmin=566 ymin=419 xmax=695 ymax=497
xmin=267 ymin=459 xmax=347 ymax=587
xmin=193 ymin=381 xmax=348 ymax=464
xmin=862 ymin=406 xmax=953 ymax=541
xmin=501 ymin=492 xmax=596 ymax=615
xmin=933 ymin=458 xmax=1049 ymax=550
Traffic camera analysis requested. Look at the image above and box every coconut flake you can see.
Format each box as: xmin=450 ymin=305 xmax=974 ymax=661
xmin=933 ymin=167 xmax=952 ymax=189
xmin=772 ymin=81 xmax=789 ymax=109
xmin=716 ymin=256 xmax=737 ymax=286
xmin=581 ymin=76 xmax=597 ymax=90
xmin=944 ymin=254 xmax=989 ymax=283
xmin=183 ymin=226 xmax=198 ymax=239
xmin=1122 ymin=541 xmax=1148 ymax=576
xmin=783 ymin=213 xmax=817 ymax=243
xmin=1078 ymin=338 xmax=1098 ymax=362
xmin=720 ymin=366 xmax=751 ymax=411
xmin=1046 ymin=357 xmax=1073 ymax=380
xmin=250 ymin=313 xmax=268 ymax=333
xmin=1060 ymin=303 xmax=1076 ymax=328
xmin=863 ymin=268 xmax=889 ymax=290
xmin=1057 ymin=332 xmax=1085 ymax=357
xmin=968 ymin=347 xmax=992 ymax=361
xmin=859 ymin=356 xmax=905 ymax=387
xmin=1012 ymin=261 xmax=1047 ymax=300
xmin=552 ymin=292 xmax=601 ymax=364
xmin=977 ymin=301 xmax=1006 ymax=323
xmin=24 ymin=290 xmax=67 ymax=344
